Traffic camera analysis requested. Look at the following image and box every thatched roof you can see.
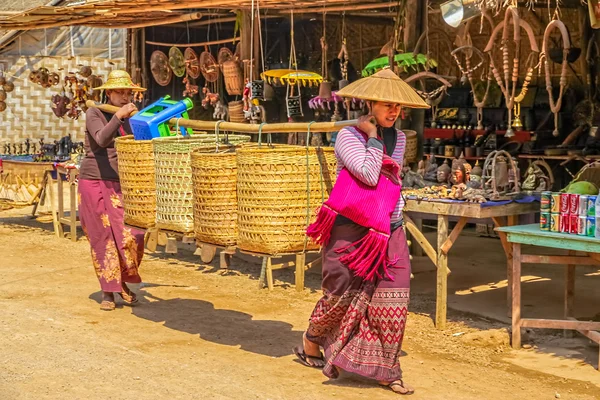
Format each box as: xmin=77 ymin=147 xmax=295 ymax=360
xmin=2 ymin=0 xmax=51 ymax=13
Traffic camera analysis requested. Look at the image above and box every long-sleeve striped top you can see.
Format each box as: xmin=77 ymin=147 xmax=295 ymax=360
xmin=334 ymin=126 xmax=405 ymax=224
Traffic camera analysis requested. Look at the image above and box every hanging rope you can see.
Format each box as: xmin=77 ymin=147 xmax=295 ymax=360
xmin=320 ymin=12 xmax=328 ymax=82
xmin=287 ymin=10 xmax=303 ymax=119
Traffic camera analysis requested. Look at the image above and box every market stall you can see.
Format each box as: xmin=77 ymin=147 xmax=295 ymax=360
xmin=404 ymin=198 xmax=539 ymax=329
xmin=496 ymin=224 xmax=600 ymax=370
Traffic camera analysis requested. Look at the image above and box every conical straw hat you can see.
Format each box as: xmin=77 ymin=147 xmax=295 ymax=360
xmin=94 ymin=70 xmax=147 ymax=92
xmin=337 ymin=68 xmax=429 ymax=109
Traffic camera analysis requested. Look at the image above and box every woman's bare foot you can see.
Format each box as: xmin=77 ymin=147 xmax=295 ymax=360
xmin=379 ymin=380 xmax=414 ymax=395
xmin=100 ymin=292 xmax=115 ymax=311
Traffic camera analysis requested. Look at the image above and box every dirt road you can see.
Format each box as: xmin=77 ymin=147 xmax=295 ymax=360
xmin=1 ymin=209 xmax=599 ymax=400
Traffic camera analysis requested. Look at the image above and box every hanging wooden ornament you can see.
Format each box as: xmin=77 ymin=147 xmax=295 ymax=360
xmin=218 ymin=47 xmax=234 ymax=64
xmin=318 ymin=17 xmax=332 ymax=100
xmin=151 ymin=50 xmax=172 ymax=86
xmin=168 ymin=47 xmax=186 ymax=78
xmin=484 ymin=6 xmax=539 ymax=137
xmin=542 ymin=19 xmax=570 ymax=137
xmin=251 ymin=80 xmax=264 ymax=100
xmin=199 ymin=49 xmax=219 ymax=82
xmin=184 ymin=48 xmax=200 ymax=79
xmin=286 ymin=11 xmax=303 ymax=119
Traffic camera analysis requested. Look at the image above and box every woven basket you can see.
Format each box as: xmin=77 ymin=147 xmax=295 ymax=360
xmin=236 ymin=145 xmax=337 ymax=254
xmin=403 ymin=129 xmax=418 ymax=163
xmin=191 ymin=145 xmax=239 ymax=246
xmin=228 ymin=100 xmax=247 ymax=123
xmin=115 ymin=136 xmax=156 ymax=229
xmin=222 ymin=60 xmax=244 ymax=95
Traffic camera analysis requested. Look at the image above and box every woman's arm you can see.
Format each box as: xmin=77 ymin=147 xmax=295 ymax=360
xmin=334 ymin=129 xmax=384 ymax=186
xmin=85 ymin=108 xmax=123 ymax=148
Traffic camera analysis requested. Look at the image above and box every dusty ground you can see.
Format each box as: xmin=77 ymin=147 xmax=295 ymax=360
xmin=1 ymin=207 xmax=600 ymax=400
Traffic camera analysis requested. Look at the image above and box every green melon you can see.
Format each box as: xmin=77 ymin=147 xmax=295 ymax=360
xmin=564 ymin=181 xmax=599 ymax=195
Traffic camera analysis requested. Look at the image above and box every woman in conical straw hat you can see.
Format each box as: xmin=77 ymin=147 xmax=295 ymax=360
xmin=78 ymin=70 xmax=147 ymax=311
xmin=295 ymin=69 xmax=428 ymax=395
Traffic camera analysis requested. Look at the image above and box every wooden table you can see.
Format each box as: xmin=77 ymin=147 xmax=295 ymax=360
xmin=495 ymin=224 xmax=600 ymax=369
xmin=403 ymin=199 xmax=539 ymax=329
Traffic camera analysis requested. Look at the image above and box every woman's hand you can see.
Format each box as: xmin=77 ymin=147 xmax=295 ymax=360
xmin=357 ymin=115 xmax=378 ymax=139
xmin=115 ymin=103 xmax=138 ymax=120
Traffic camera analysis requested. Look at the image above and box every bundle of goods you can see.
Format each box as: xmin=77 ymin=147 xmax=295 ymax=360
xmin=236 ymin=145 xmax=337 ymax=254
xmin=191 ymin=144 xmax=239 ymax=247
xmin=114 ymin=136 xmax=156 ymax=229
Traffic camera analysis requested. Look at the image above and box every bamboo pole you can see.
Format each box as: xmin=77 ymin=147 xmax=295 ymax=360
xmin=146 ymin=37 xmax=240 ymax=48
xmin=85 ymin=100 xmax=358 ymax=133
xmin=8 ymin=12 xmax=203 ymax=31
xmin=278 ymin=1 xmax=400 ymax=14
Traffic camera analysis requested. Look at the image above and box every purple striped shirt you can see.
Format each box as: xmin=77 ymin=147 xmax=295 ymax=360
xmin=334 ymin=126 xmax=405 ymax=223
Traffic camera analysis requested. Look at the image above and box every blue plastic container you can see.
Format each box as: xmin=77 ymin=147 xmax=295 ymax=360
xmin=129 ymin=96 xmax=194 ymax=140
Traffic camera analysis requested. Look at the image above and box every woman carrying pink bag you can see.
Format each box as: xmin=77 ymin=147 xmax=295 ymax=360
xmin=293 ymin=69 xmax=429 ymax=396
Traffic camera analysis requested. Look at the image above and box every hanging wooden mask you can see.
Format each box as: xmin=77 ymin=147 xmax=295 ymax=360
xmin=287 ymin=96 xmax=303 ymax=118
xmin=199 ymin=50 xmax=219 ymax=82
xmin=251 ymin=80 xmax=264 ymax=100
xmin=151 ymin=50 xmax=172 ymax=86
xmin=184 ymin=48 xmax=200 ymax=79
xmin=168 ymin=47 xmax=186 ymax=78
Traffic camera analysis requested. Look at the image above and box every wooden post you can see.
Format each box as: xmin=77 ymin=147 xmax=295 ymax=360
xmin=56 ymin=171 xmax=65 ymax=239
xmin=266 ymin=257 xmax=274 ymax=291
xmin=241 ymin=11 xmax=258 ymax=80
xmin=506 ymin=215 xmax=518 ymax=313
xmin=512 ymin=243 xmax=522 ymax=349
xmin=403 ymin=0 xmax=421 ymax=52
xmin=436 ymin=215 xmax=449 ymax=329
xmin=565 ymin=250 xmax=576 ymax=338
xmin=295 ymin=253 xmax=306 ymax=292
xmin=69 ymin=170 xmax=77 ymax=242
xmin=412 ymin=217 xmax=424 ymax=257
xmin=141 ymin=28 xmax=148 ymax=93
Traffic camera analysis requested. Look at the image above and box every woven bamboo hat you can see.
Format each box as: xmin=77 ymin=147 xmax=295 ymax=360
xmin=337 ymin=68 xmax=429 ymax=109
xmin=94 ymin=70 xmax=146 ymax=92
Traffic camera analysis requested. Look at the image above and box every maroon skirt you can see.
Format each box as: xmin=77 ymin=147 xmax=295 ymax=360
xmin=78 ymin=179 xmax=144 ymax=292
xmin=306 ymin=223 xmax=410 ymax=382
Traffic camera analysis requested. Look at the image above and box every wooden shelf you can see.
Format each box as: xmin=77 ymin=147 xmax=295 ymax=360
xmin=518 ymin=154 xmax=600 ymax=160
xmin=429 ymin=155 xmax=486 ymax=161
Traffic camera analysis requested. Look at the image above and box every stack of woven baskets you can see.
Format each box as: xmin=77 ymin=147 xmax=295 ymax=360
xmin=236 ymin=145 xmax=337 ymax=254
xmin=114 ymin=136 xmax=156 ymax=229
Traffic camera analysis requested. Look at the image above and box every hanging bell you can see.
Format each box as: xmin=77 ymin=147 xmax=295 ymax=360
xmin=338 ymin=79 xmax=349 ymax=89
xmin=511 ymin=116 xmax=523 ymax=131
xmin=251 ymin=80 xmax=265 ymax=100
xmin=441 ymin=0 xmax=481 ymax=28
xmin=319 ymin=80 xmax=332 ymax=100
xmin=505 ymin=128 xmax=515 ymax=138
xmin=263 ymin=83 xmax=274 ymax=101
xmin=287 ymin=96 xmax=303 ymax=118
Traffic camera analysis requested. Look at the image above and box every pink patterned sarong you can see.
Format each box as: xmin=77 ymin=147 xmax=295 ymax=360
xmin=78 ymin=179 xmax=144 ymax=292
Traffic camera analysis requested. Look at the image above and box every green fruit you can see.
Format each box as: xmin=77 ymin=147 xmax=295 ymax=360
xmin=564 ymin=181 xmax=599 ymax=195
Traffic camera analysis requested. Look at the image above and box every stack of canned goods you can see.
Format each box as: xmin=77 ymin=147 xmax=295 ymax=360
xmin=540 ymin=192 xmax=596 ymax=237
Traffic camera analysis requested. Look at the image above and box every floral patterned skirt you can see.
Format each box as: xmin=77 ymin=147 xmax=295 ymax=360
xmin=306 ymin=223 xmax=410 ymax=382
xmin=78 ymin=179 xmax=144 ymax=292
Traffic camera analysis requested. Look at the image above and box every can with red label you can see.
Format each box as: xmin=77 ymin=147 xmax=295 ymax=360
xmin=569 ymin=194 xmax=580 ymax=215
xmin=560 ymin=213 xmax=571 ymax=233
xmin=576 ymin=216 xmax=587 ymax=235
xmin=570 ymin=214 xmax=580 ymax=234
xmin=560 ymin=193 xmax=570 ymax=214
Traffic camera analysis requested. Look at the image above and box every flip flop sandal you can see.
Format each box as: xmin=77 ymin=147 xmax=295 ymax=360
xmin=100 ymin=300 xmax=116 ymax=311
xmin=117 ymin=291 xmax=139 ymax=306
xmin=293 ymin=346 xmax=325 ymax=369
xmin=381 ymin=380 xmax=415 ymax=395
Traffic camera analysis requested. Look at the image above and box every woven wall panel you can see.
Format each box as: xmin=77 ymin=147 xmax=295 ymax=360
xmin=0 ymin=56 xmax=125 ymax=145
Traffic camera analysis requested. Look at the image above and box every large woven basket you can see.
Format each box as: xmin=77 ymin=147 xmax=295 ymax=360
xmin=191 ymin=145 xmax=239 ymax=246
xmin=236 ymin=145 xmax=337 ymax=254
xmin=115 ymin=136 xmax=156 ymax=229
xmin=403 ymin=129 xmax=418 ymax=163
xmin=222 ymin=60 xmax=244 ymax=95
xmin=154 ymin=135 xmax=250 ymax=233
xmin=228 ymin=100 xmax=247 ymax=123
